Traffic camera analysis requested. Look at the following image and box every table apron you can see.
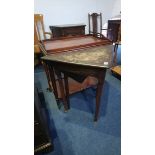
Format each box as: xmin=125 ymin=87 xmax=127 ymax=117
xmin=46 ymin=61 xmax=107 ymax=77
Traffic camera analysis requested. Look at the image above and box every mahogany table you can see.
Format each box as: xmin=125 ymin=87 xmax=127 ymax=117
xmin=40 ymin=35 xmax=113 ymax=121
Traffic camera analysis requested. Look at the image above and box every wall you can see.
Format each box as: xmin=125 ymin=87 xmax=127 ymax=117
xmin=96 ymin=0 xmax=121 ymax=24
xmin=34 ymin=0 xmax=121 ymax=33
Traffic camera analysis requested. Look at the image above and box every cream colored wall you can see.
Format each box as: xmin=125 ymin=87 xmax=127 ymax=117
xmin=34 ymin=0 xmax=120 ymax=33
xmin=96 ymin=0 xmax=121 ymax=24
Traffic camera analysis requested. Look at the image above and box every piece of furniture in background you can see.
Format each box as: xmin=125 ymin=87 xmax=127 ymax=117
xmin=88 ymin=13 xmax=110 ymax=38
xmin=34 ymin=14 xmax=52 ymax=53
xmin=106 ymin=14 xmax=121 ymax=77
xmin=40 ymin=35 xmax=112 ymax=121
xmin=111 ymin=23 xmax=121 ymax=76
xmin=49 ymin=24 xmax=86 ymax=38
xmin=34 ymin=86 xmax=53 ymax=154
xmin=107 ymin=15 xmax=121 ymax=42
xmin=34 ymin=14 xmax=52 ymax=66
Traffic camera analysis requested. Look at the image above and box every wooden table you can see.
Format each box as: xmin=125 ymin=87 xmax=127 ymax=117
xmin=40 ymin=35 xmax=113 ymax=121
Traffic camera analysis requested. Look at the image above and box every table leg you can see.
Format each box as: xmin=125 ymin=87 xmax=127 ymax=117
xmin=48 ymin=65 xmax=61 ymax=109
xmin=94 ymin=71 xmax=106 ymax=121
xmin=42 ymin=61 xmax=52 ymax=92
xmin=64 ymin=74 xmax=70 ymax=109
xmin=55 ymin=70 xmax=68 ymax=112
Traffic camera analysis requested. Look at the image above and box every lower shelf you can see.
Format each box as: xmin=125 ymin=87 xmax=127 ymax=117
xmin=51 ymin=76 xmax=98 ymax=98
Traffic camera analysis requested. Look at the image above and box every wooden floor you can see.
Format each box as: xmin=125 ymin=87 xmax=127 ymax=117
xmin=111 ymin=65 xmax=121 ymax=76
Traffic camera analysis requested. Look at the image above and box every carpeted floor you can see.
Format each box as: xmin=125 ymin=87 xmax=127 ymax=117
xmin=34 ymin=46 xmax=121 ymax=155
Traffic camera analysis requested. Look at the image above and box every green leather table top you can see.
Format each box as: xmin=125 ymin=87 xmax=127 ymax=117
xmin=42 ymin=45 xmax=113 ymax=68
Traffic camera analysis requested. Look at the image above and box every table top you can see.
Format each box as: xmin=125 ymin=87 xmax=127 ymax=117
xmin=42 ymin=35 xmax=112 ymax=54
xmin=42 ymin=45 xmax=113 ymax=68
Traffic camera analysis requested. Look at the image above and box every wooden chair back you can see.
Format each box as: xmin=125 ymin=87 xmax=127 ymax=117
xmin=34 ymin=14 xmax=46 ymax=41
xmin=88 ymin=13 xmax=102 ymax=37
xmin=34 ymin=14 xmax=52 ymax=53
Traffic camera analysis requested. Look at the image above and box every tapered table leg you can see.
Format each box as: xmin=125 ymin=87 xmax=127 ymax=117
xmin=64 ymin=74 xmax=70 ymax=109
xmin=42 ymin=61 xmax=52 ymax=92
xmin=48 ymin=65 xmax=61 ymax=109
xmin=55 ymin=70 xmax=68 ymax=112
xmin=94 ymin=70 xmax=106 ymax=121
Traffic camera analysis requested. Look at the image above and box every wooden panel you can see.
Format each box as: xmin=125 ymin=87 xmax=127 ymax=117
xmin=43 ymin=35 xmax=112 ymax=54
xmin=107 ymin=19 xmax=121 ymax=42
xmin=49 ymin=24 xmax=86 ymax=38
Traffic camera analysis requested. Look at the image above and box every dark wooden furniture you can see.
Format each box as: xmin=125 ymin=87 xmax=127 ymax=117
xmin=110 ymin=17 xmax=121 ymax=77
xmin=88 ymin=12 xmax=110 ymax=38
xmin=40 ymin=35 xmax=113 ymax=121
xmin=49 ymin=24 xmax=86 ymax=38
xmin=34 ymin=87 xmax=53 ymax=154
xmin=88 ymin=13 xmax=102 ymax=37
xmin=107 ymin=15 xmax=121 ymax=77
xmin=107 ymin=15 xmax=121 ymax=42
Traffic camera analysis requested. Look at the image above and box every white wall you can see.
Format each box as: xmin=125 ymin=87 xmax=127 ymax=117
xmin=34 ymin=0 xmax=120 ymax=33
xmin=96 ymin=0 xmax=121 ymax=24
